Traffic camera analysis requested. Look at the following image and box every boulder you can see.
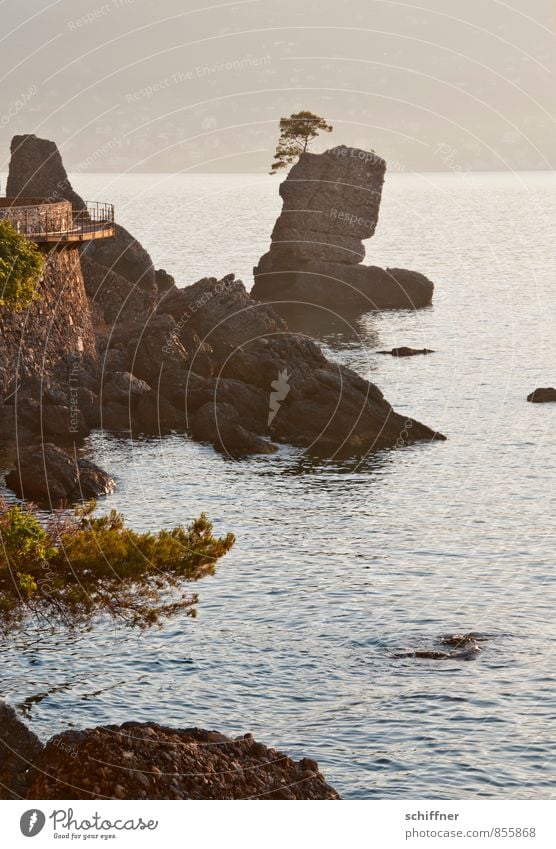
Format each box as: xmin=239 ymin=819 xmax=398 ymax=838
xmin=5 ymin=443 xmax=115 ymax=505
xmin=101 ymin=371 xmax=151 ymax=405
xmin=155 ymin=268 xmax=177 ymax=295
xmin=6 ymin=134 xmax=86 ymax=210
xmin=252 ymin=146 xmax=435 ymax=311
xmin=26 ymin=722 xmax=340 ymax=799
xmin=14 ymin=397 xmax=89 ymax=442
xmin=0 ymin=703 xmax=43 ymax=800
xmin=527 ymin=387 xmax=556 ymax=403
xmin=190 ymin=402 xmax=277 ymax=457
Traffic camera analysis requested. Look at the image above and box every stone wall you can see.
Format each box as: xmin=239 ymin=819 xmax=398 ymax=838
xmin=0 ymin=245 xmax=96 ymax=398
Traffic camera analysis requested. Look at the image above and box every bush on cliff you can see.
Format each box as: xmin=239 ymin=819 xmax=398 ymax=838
xmin=0 ymin=498 xmax=234 ymax=631
xmin=0 ymin=220 xmax=44 ymax=311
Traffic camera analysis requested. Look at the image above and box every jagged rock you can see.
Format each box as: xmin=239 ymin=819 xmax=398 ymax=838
xmin=101 ymin=371 xmax=151 ymax=404
xmin=158 ymin=276 xmax=445 ymax=456
xmin=124 ymin=313 xmax=190 ymax=384
xmin=81 ymin=254 xmax=152 ymax=325
xmin=6 ymin=133 xmax=156 ymax=295
xmin=378 ymin=346 xmax=435 ymax=357
xmin=527 ymin=387 xmax=556 ymax=403
xmin=158 ymin=273 xmax=285 ymax=354
xmin=6 ymin=134 xmax=86 ymax=210
xmin=252 ymin=146 xmax=435 ymax=311
xmin=26 ymin=722 xmax=340 ymax=799
xmin=155 ymin=268 xmax=177 ymax=295
xmin=0 ymin=703 xmax=43 ymax=800
xmin=5 ymin=443 xmax=115 ymax=505
xmin=83 ymin=223 xmax=156 ymax=294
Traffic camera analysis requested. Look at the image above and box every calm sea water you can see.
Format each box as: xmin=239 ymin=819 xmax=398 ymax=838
xmin=2 ymin=171 xmax=556 ymax=799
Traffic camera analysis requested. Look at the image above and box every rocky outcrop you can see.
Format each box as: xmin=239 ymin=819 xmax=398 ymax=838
xmin=6 ymin=134 xmax=86 ymax=211
xmin=0 ymin=135 xmax=444 ymax=465
xmin=252 ymin=146 xmax=434 ymax=311
xmin=162 ymin=275 xmax=445 ymax=457
xmin=527 ymin=387 xmax=556 ymax=403
xmin=26 ymin=722 xmax=340 ymax=800
xmin=81 ymin=254 xmax=153 ymax=325
xmin=6 ymin=134 xmax=158 ymax=302
xmin=0 ymin=703 xmax=43 ymax=800
xmin=82 ymin=223 xmax=156 ymax=295
xmin=5 ymin=443 xmax=115 ymax=505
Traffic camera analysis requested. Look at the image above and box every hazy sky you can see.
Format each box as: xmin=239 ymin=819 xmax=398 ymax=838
xmin=1 ymin=0 xmax=554 ymax=172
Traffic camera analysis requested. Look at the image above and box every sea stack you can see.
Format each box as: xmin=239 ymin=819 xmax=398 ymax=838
xmin=252 ymin=145 xmax=434 ymax=311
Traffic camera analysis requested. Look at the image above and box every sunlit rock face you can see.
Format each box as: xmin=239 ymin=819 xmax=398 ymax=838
xmin=252 ymin=145 xmax=434 ymax=311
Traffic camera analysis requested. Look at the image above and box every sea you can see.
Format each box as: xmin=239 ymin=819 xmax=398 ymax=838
xmin=1 ymin=170 xmax=555 ymax=799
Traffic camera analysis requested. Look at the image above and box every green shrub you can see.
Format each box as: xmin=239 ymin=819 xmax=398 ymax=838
xmin=0 ymin=498 xmax=234 ymax=631
xmin=0 ymin=219 xmax=45 ymax=310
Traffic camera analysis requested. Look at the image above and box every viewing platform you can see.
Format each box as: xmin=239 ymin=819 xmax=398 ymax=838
xmin=0 ymin=197 xmax=115 ymax=243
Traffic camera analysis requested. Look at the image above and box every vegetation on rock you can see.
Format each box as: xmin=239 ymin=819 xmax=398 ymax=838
xmin=0 ymin=498 xmax=234 ymax=631
xmin=0 ymin=221 xmax=44 ymax=310
xmin=269 ymin=111 xmax=333 ymax=173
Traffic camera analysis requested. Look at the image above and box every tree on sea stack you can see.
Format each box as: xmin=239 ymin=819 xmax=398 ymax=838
xmin=269 ymin=111 xmax=333 ymax=174
xmin=0 ymin=220 xmax=44 ymax=311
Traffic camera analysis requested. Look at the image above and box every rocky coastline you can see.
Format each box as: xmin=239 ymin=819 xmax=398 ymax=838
xmin=0 ymin=134 xmax=445 ymax=506
xmin=0 ymin=703 xmax=339 ymax=800
xmin=1 ymin=134 xmax=446 ymax=801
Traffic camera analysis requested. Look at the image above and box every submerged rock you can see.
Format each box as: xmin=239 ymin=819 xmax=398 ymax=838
xmin=378 ymin=347 xmax=435 ymax=357
xmin=26 ymin=722 xmax=340 ymax=800
xmin=5 ymin=443 xmax=115 ymax=505
xmin=527 ymin=387 xmax=556 ymax=403
xmin=252 ymin=146 xmax=435 ymax=311
xmin=393 ymin=642 xmax=482 ymax=661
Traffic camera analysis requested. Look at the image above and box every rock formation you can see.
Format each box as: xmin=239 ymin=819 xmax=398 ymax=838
xmin=7 ymin=134 xmax=159 ymax=304
xmin=527 ymin=387 xmax=556 ymax=403
xmin=1 ymin=134 xmax=445 ymax=504
xmin=5 ymin=443 xmax=115 ymax=505
xmin=7 ymin=134 xmax=86 ymax=211
xmin=155 ymin=275 xmax=445 ymax=456
xmin=252 ymin=145 xmax=434 ymax=310
xmin=0 ymin=712 xmax=339 ymax=800
xmin=0 ymin=702 xmax=43 ymax=800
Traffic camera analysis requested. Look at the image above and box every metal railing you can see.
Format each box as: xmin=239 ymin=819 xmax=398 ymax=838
xmin=0 ymin=200 xmax=115 ymax=243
